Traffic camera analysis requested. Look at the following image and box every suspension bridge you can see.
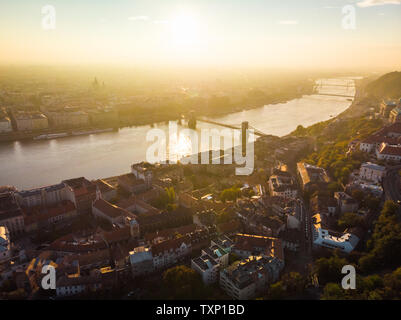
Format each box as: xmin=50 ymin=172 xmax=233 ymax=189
xmin=313 ymin=80 xmax=355 ymax=98
xmin=197 ymin=118 xmax=268 ymax=137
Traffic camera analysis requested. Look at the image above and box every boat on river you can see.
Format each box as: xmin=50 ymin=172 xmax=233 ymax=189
xmin=33 ymin=133 xmax=69 ymax=140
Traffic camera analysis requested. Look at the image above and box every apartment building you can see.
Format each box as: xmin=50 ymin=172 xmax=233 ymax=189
xmin=0 ymin=192 xmax=25 ymax=236
xmin=13 ymin=111 xmax=49 ymax=131
xmin=297 ymin=162 xmax=330 ymax=192
xmin=232 ymin=234 xmax=284 ymax=262
xmin=0 ymin=225 xmax=11 ymax=263
xmin=16 ymin=183 xmax=67 ymax=208
xmin=46 ymin=110 xmax=89 ymax=128
xmin=151 ymin=236 xmax=192 ymax=270
xmin=389 ymin=107 xmax=401 ymax=123
xmin=23 ymin=200 xmax=77 ymax=233
xmin=0 ymin=108 xmax=12 ymax=133
xmin=129 ymin=246 xmax=154 ymax=277
xmin=312 ymin=213 xmax=360 ymax=253
xmin=220 ymin=255 xmax=284 ymax=300
xmin=131 ymin=163 xmax=153 ymax=188
xmin=268 ymin=171 xmax=298 ymax=199
xmin=376 ymin=143 xmax=401 ymax=162
xmin=93 ymin=179 xmax=117 ymax=202
xmin=359 ymin=162 xmax=386 ymax=183
xmin=191 ymin=243 xmax=229 ymax=285
xmin=63 ymin=177 xmax=97 ymax=215
xmin=92 ymin=198 xmax=134 ymax=226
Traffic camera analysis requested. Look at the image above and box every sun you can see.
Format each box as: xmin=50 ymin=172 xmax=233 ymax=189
xmin=170 ymin=12 xmax=202 ymax=48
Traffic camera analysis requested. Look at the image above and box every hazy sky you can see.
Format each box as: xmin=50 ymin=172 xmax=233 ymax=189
xmin=0 ymin=0 xmax=400 ymax=70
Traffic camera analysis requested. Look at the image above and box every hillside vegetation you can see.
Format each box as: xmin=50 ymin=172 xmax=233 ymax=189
xmin=366 ymin=71 xmax=401 ymax=99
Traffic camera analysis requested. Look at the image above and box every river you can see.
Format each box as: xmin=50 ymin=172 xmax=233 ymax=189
xmin=0 ymin=78 xmax=357 ymax=190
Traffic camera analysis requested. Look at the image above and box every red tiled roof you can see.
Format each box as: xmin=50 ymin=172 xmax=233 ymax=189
xmin=102 ymin=227 xmax=132 ymax=243
xmin=118 ymin=173 xmax=145 ymax=186
xmin=217 ymin=220 xmax=241 ymax=234
xmin=94 ymin=179 xmax=115 ymax=193
xmin=362 ymin=123 xmax=401 ymax=144
xmin=93 ymin=198 xmax=129 ymax=218
xmin=63 ymin=249 xmax=110 ymax=267
xmin=378 ymin=143 xmax=401 ymax=156
xmin=144 ymin=224 xmax=197 ymax=242
xmin=23 ymin=200 xmax=76 ymax=225
xmin=117 ymin=197 xmax=161 ymax=216
xmin=151 ymin=235 xmax=190 ymax=256
xmin=234 ymin=233 xmax=284 ymax=261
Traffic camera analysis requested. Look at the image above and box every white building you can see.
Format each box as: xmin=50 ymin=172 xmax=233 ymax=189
xmin=151 ymin=236 xmax=192 ymax=270
xmin=219 ymin=255 xmax=284 ymax=300
xmin=191 ymin=244 xmax=229 ymax=285
xmin=0 ymin=226 xmax=11 ymax=263
xmin=131 ymin=163 xmax=153 ymax=188
xmin=191 ymin=254 xmax=220 ymax=285
xmin=16 ymin=183 xmax=67 ymax=208
xmin=359 ymin=162 xmax=386 ymax=183
xmin=0 ymin=117 xmax=12 ymax=133
xmin=211 ymin=236 xmax=234 ymax=253
xmin=56 ymin=276 xmax=102 ymax=297
xmin=129 ymin=246 xmax=154 ymax=277
xmin=359 ymin=141 xmax=375 ymax=153
xmin=312 ymin=214 xmax=359 ymax=254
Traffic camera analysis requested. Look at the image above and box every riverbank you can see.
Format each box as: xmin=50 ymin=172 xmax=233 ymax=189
xmin=0 ymin=125 xmax=119 ymax=143
xmin=0 ymin=85 xmax=314 ymax=143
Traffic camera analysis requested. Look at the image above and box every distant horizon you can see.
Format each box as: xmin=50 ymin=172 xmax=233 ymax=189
xmin=0 ymin=63 xmax=398 ymax=77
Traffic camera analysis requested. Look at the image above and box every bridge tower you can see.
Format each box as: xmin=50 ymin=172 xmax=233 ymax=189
xmin=241 ymin=121 xmax=249 ymax=155
xmin=188 ymin=111 xmax=196 ymax=129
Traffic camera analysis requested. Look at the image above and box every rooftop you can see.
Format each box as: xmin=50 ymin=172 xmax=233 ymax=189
xmin=93 ymin=198 xmax=130 ymax=219
xmin=233 ymin=233 xmax=284 ymax=261
xmin=361 ymin=162 xmax=386 ymax=172
xmin=297 ymin=162 xmax=330 ymax=186
xmin=378 ymin=143 xmax=401 ymax=156
xmin=192 ymin=253 xmax=219 ymax=271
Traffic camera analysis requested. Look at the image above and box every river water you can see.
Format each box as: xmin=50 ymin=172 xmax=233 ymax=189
xmin=0 ymin=78 xmax=356 ymax=190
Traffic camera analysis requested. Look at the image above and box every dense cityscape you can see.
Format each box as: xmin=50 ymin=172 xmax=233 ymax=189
xmin=0 ymin=0 xmax=401 ymax=310
xmin=1 ymin=70 xmax=401 ymax=300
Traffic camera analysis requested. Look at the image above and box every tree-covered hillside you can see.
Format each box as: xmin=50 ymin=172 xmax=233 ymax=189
xmin=366 ymin=71 xmax=401 ymax=99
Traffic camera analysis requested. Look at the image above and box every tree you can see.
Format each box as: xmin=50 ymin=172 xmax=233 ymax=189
xmin=268 ymin=281 xmax=286 ymax=300
xmin=314 ymin=254 xmax=348 ymax=285
xmin=6 ymin=288 xmax=27 ymax=300
xmin=321 ymin=283 xmax=346 ymax=300
xmin=351 ymin=189 xmax=365 ymax=203
xmin=328 ymin=182 xmax=342 ymax=196
xmin=382 ymin=267 xmax=401 ymax=299
xmin=338 ymin=212 xmax=364 ymax=229
xmin=281 ymin=272 xmax=306 ymax=295
xmin=166 ymin=187 xmax=176 ymax=204
xmin=216 ymin=210 xmax=234 ymax=224
xmin=364 ymin=196 xmax=380 ymax=211
xmin=220 ymin=187 xmax=241 ymax=202
xmin=162 ymin=265 xmax=206 ymax=299
xmin=152 ymin=187 xmax=176 ymax=210
xmin=359 ymin=201 xmax=401 ymax=272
